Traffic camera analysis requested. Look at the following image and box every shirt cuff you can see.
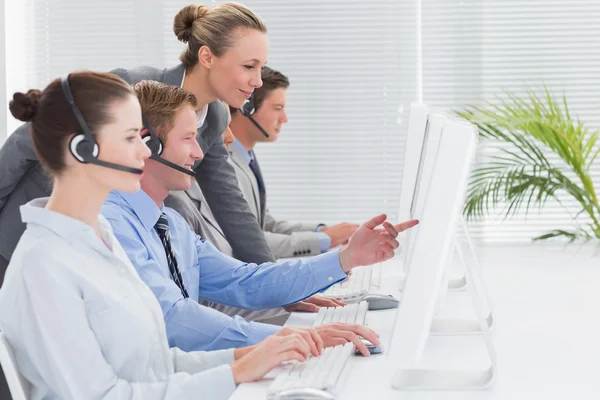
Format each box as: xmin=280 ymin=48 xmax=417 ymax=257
xmin=244 ymin=322 xmax=282 ymax=346
xmin=202 ymin=364 xmax=238 ymax=398
xmin=307 ymin=249 xmax=347 ymax=290
xmin=171 ymin=347 xmax=236 ymax=374
xmin=315 ymin=231 xmax=332 ymax=253
xmin=211 ymin=348 xmax=236 ymax=364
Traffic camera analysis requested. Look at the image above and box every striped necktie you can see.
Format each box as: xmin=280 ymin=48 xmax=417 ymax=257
xmin=154 ymin=213 xmax=189 ymax=298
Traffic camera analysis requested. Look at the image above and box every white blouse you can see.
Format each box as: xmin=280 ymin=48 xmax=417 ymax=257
xmin=0 ymin=198 xmax=237 ymax=400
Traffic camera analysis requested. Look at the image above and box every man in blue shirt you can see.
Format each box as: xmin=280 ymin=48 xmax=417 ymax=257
xmin=102 ymin=80 xmax=418 ymax=353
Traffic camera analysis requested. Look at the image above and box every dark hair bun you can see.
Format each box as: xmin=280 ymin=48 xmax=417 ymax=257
xmin=9 ymin=89 xmax=42 ymax=122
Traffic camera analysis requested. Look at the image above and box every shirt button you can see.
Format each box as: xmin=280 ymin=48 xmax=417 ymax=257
xmin=328 ymin=277 xmax=333 ymax=282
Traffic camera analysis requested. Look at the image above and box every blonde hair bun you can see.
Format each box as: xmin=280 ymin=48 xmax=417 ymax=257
xmin=173 ymin=4 xmax=209 ymax=43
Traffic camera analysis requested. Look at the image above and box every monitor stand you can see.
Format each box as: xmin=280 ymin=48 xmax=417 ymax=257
xmin=400 ymin=217 xmax=495 ymax=334
xmin=391 ymin=232 xmax=497 ymax=389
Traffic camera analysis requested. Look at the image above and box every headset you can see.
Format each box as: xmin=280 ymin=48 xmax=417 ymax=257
xmin=140 ymin=114 xmax=196 ymax=177
xmin=62 ymin=75 xmax=144 ymax=175
xmin=240 ymin=93 xmax=270 ymax=138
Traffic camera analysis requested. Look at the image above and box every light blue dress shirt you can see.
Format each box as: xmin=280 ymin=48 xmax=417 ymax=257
xmin=0 ymin=198 xmax=237 ymax=400
xmin=232 ymin=139 xmax=332 ymax=252
xmin=101 ymin=189 xmax=347 ymax=352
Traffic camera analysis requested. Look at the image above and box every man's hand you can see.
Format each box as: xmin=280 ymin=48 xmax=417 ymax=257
xmin=338 ymin=214 xmax=419 ymax=272
xmin=284 ymin=295 xmax=346 ymax=313
xmin=314 ymin=323 xmax=381 ymax=357
xmin=320 ymin=223 xmax=360 ymax=248
xmin=272 ymin=323 xmax=383 ymax=357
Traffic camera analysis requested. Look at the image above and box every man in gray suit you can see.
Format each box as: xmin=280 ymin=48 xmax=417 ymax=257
xmin=229 ymin=67 xmax=359 ymax=259
xmin=0 ymin=64 xmax=275 ymax=284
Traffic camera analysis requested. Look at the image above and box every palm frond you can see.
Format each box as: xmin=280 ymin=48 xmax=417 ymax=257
xmin=463 ymin=160 xmax=563 ymax=220
xmin=457 ymin=86 xmax=600 ymax=241
xmin=533 ymin=230 xmax=582 ymax=242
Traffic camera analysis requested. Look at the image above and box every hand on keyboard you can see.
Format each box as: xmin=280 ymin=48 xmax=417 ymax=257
xmin=308 ymin=295 xmax=347 ymax=308
xmin=275 ymin=327 xmax=323 ymax=356
xmin=284 ymin=295 xmax=346 ymax=313
xmin=230 ymin=333 xmax=313 ymax=384
xmin=315 ymin=323 xmax=381 ymax=357
xmin=338 ymin=214 xmax=419 ymax=271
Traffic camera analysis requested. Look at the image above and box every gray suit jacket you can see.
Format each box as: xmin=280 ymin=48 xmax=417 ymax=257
xmin=228 ymin=145 xmax=323 ymax=258
xmin=0 ymin=64 xmax=274 ymax=266
xmin=165 ymin=181 xmax=287 ymax=323
xmin=165 ymin=181 xmax=233 ymax=257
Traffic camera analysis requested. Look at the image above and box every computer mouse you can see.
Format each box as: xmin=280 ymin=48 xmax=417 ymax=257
xmin=274 ymin=387 xmax=337 ymax=400
xmin=361 ymin=293 xmax=400 ymax=310
xmin=355 ymin=339 xmax=385 ymax=355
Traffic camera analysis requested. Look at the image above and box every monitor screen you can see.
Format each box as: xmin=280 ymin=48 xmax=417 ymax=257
xmin=409 ymin=119 xmax=431 ymax=219
xmin=402 ymin=114 xmax=447 ymax=270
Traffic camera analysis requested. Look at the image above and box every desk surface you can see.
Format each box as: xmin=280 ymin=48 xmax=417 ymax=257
xmin=231 ymin=243 xmax=600 ymax=399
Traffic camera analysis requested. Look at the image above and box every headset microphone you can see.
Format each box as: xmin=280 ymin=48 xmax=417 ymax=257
xmin=61 ymin=75 xmax=144 ymax=175
xmin=141 ymin=115 xmax=196 ymax=177
xmin=240 ymin=94 xmax=270 ymax=138
xmin=85 ymin=158 xmax=144 ymax=174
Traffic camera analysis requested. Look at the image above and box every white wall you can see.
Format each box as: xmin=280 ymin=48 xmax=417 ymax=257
xmin=2 ymin=1 xmax=598 ymax=243
xmin=0 ymin=0 xmax=6 ymax=143
xmin=4 ymin=0 xmax=28 ymax=139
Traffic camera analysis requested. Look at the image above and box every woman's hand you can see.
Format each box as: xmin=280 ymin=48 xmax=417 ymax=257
xmin=230 ymin=333 xmax=312 ymax=384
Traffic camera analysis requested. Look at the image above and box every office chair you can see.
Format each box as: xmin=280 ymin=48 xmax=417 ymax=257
xmin=0 ymin=332 xmax=30 ymax=400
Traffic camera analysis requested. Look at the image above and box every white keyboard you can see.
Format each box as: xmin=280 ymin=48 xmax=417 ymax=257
xmin=313 ymin=301 xmax=368 ymax=327
xmin=321 ymin=264 xmax=382 ymax=301
xmin=267 ymin=343 xmax=354 ymax=399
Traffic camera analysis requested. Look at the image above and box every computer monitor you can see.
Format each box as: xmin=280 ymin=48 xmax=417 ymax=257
xmin=397 ymin=104 xmax=430 ymax=227
xmin=389 ymin=119 xmax=479 ymax=371
xmin=401 ymin=114 xmax=448 ymax=273
xmin=408 ymin=119 xmax=431 ymax=220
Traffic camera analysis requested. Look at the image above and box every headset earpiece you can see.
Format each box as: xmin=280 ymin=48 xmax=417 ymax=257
xmin=241 ymin=94 xmax=256 ymax=117
xmin=69 ymin=133 xmax=99 ymax=163
xmin=142 ymin=133 xmax=163 ymax=156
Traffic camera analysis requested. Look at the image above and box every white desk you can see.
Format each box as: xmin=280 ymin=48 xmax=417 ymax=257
xmin=231 ymin=244 xmax=600 ymax=399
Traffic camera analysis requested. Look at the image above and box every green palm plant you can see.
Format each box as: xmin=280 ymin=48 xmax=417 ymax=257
xmin=456 ymin=87 xmax=600 ymax=241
